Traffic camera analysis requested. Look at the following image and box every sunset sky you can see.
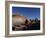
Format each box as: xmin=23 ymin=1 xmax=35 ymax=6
xmin=12 ymin=7 xmax=40 ymax=20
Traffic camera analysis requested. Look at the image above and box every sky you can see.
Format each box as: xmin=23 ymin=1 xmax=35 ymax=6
xmin=12 ymin=7 xmax=40 ymax=20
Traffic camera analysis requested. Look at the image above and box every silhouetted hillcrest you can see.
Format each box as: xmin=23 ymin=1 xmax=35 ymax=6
xmin=12 ymin=14 xmax=40 ymax=31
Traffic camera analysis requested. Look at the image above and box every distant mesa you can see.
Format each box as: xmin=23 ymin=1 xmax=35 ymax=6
xmin=12 ymin=13 xmax=39 ymax=26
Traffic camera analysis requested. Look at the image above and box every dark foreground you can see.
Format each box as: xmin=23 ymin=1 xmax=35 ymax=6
xmin=12 ymin=22 xmax=40 ymax=31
